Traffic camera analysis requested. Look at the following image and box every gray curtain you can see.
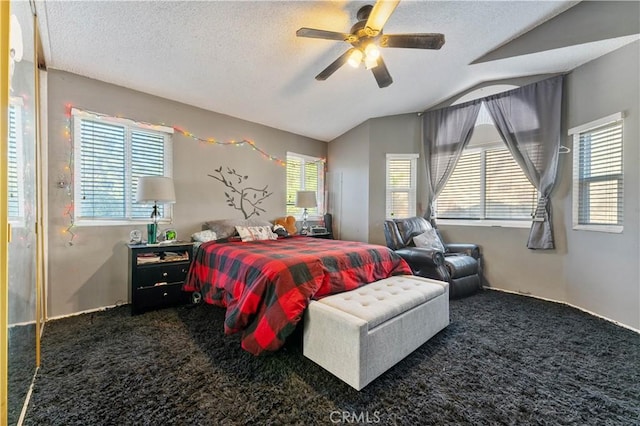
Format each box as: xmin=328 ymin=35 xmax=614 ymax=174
xmin=484 ymin=75 xmax=564 ymax=249
xmin=422 ymin=100 xmax=482 ymax=220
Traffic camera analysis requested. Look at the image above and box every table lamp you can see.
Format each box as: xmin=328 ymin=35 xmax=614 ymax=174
xmin=136 ymin=176 xmax=176 ymax=243
xmin=296 ymin=190 xmax=317 ymax=235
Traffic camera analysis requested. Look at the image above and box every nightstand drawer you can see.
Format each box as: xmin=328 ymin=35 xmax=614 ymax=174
xmin=135 ymin=262 xmax=190 ymax=289
xmin=133 ymin=283 xmax=188 ymax=312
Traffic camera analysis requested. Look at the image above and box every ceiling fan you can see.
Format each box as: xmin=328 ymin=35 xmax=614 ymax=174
xmin=296 ymin=0 xmax=445 ymax=88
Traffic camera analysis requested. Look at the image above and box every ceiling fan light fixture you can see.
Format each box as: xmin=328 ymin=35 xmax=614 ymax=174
xmin=365 ymin=43 xmax=380 ymax=60
xmin=364 ymin=56 xmax=378 ymax=70
xmin=347 ymin=49 xmax=363 ymax=68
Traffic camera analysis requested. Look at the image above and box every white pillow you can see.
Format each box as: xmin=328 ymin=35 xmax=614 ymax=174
xmin=413 ymin=229 xmax=445 ymax=252
xmin=235 ymin=225 xmax=278 ymax=242
xmin=191 ymin=230 xmax=217 ymax=243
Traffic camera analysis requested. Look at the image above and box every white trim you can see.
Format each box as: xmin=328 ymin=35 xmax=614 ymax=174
xmin=385 ymin=153 xmax=419 ymax=160
xmin=7 ymin=319 xmax=36 ymax=328
xmin=74 ymin=218 xmax=173 ymax=227
xmin=568 ymin=112 xmax=623 ymax=135
xmin=47 ymin=303 xmax=123 ymax=321
xmin=571 ymin=116 xmax=624 ymax=233
xmin=437 ymin=219 xmax=532 ymax=229
xmin=287 ymin=151 xmax=326 ymax=163
xmin=486 ymin=287 xmax=639 ymax=334
xmin=572 ymin=224 xmax=623 ymax=234
xmin=385 ymin=153 xmax=419 ymax=219
xmin=71 ymin=107 xmax=174 ymax=134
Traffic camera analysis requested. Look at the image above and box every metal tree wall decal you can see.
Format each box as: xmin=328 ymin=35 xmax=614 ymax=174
xmin=208 ymin=166 xmax=273 ymax=219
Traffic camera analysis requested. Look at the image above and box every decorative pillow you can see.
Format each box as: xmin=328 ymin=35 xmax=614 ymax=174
xmin=204 ymin=219 xmax=241 ymax=239
xmin=191 ymin=230 xmax=217 ymax=243
xmin=274 ymin=216 xmax=297 ymax=235
xmin=204 ymin=218 xmax=275 ymax=239
xmin=243 ymin=218 xmax=273 ymax=228
xmin=413 ymin=229 xmax=445 ymax=252
xmin=235 ymin=225 xmax=278 ymax=242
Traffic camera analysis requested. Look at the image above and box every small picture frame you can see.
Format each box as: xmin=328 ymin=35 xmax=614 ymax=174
xmin=164 ymin=229 xmax=177 ymax=242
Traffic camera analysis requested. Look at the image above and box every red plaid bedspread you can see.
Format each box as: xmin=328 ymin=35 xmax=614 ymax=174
xmin=183 ymin=237 xmax=411 ymax=355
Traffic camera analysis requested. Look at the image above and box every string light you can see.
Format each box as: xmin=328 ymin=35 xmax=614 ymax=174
xmin=61 ymin=105 xmax=327 ymax=246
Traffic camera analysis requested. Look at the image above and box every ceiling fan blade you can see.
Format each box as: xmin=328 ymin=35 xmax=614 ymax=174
xmin=315 ymin=49 xmax=355 ymax=81
xmin=371 ymin=56 xmax=393 ymax=88
xmin=296 ymin=27 xmax=353 ymax=42
xmin=365 ymin=0 xmax=400 ymax=36
xmin=380 ymin=33 xmax=445 ymax=49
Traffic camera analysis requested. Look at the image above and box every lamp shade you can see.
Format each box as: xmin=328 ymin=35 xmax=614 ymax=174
xmin=136 ymin=176 xmax=176 ymax=203
xmin=295 ymin=190 xmax=317 ymax=208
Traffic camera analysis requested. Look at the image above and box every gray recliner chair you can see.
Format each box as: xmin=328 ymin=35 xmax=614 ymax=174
xmin=383 ymin=216 xmax=482 ymax=299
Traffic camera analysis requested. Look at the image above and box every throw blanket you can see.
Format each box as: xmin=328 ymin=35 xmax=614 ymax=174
xmin=183 ymin=237 xmax=411 ymax=355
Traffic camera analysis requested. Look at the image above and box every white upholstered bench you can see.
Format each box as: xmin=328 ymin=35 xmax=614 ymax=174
xmin=303 ymin=275 xmax=449 ymax=390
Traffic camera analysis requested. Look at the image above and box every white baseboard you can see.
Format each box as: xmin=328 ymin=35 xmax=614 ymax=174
xmin=8 ymin=320 xmax=36 ymax=328
xmin=486 ymin=287 xmax=640 ymax=334
xmin=47 ymin=303 xmax=127 ymax=321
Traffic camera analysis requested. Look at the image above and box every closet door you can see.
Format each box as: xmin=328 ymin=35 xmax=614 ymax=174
xmin=4 ymin=1 xmax=38 ymax=424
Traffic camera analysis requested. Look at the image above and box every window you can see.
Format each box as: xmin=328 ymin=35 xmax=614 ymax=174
xmin=8 ymin=102 xmax=25 ymax=225
xmin=385 ymin=153 xmax=418 ymax=219
xmin=569 ymin=113 xmax=623 ymax=233
xmin=72 ymin=109 xmax=173 ymax=225
xmin=436 ymin=145 xmax=537 ymax=222
xmin=286 ymin=152 xmax=324 ymax=218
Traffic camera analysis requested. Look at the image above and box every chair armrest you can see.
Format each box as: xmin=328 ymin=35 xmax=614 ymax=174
xmin=445 ymin=243 xmax=480 ymax=259
xmin=395 ymin=247 xmax=445 ymax=268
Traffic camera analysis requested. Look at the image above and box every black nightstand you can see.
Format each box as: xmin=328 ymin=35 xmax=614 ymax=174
xmin=127 ymin=243 xmax=194 ymax=315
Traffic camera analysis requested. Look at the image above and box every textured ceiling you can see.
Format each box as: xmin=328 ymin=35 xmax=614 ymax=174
xmin=35 ymin=1 xmax=639 ymax=142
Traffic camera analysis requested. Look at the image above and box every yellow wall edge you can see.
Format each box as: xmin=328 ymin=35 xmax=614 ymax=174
xmin=1 ymin=1 xmax=13 ymax=424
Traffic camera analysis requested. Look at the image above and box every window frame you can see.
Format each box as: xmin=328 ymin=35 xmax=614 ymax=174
xmin=569 ymin=112 xmax=624 ymax=234
xmin=385 ymin=153 xmax=419 ymax=220
xmin=8 ymin=98 xmax=25 ymax=227
xmin=285 ymin=152 xmax=325 ymax=220
xmin=72 ymin=108 xmax=174 ymax=226
xmin=435 ymin=142 xmax=537 ymax=228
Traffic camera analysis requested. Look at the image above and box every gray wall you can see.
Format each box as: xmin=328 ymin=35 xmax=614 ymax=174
xmin=562 ymin=41 xmax=639 ymax=328
xmin=47 ymin=71 xmax=326 ymax=318
xmin=329 ymin=42 xmax=639 ymax=329
xmin=327 ymin=121 xmax=371 ymax=242
xmin=328 ymin=114 xmax=423 ymax=244
xmin=368 ymin=114 xmax=423 ymax=246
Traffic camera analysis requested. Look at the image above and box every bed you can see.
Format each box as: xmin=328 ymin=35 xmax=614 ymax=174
xmin=183 ymin=236 xmax=412 ymax=355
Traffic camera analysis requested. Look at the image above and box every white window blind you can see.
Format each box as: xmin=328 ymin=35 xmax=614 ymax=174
xmin=385 ymin=154 xmax=418 ymax=219
xmin=485 ymin=149 xmax=538 ymax=219
xmin=286 ymin=152 xmax=324 ymax=217
xmin=570 ymin=113 xmax=623 ymax=232
xmin=73 ymin=109 xmax=173 ymax=225
xmin=436 ymin=151 xmax=481 ymax=219
xmin=8 ymin=103 xmax=24 ymax=222
xmin=437 ymin=147 xmax=536 ymax=221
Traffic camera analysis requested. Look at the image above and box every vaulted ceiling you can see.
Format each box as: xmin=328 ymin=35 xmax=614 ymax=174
xmin=35 ymin=1 xmax=639 ymax=141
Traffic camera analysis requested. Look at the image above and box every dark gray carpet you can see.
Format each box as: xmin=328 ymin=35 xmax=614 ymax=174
xmin=8 ymin=324 xmax=36 ymax=426
xmin=23 ymin=290 xmax=639 ymax=425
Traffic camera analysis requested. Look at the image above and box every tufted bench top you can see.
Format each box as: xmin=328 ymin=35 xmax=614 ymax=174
xmin=314 ymin=275 xmax=447 ymax=329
